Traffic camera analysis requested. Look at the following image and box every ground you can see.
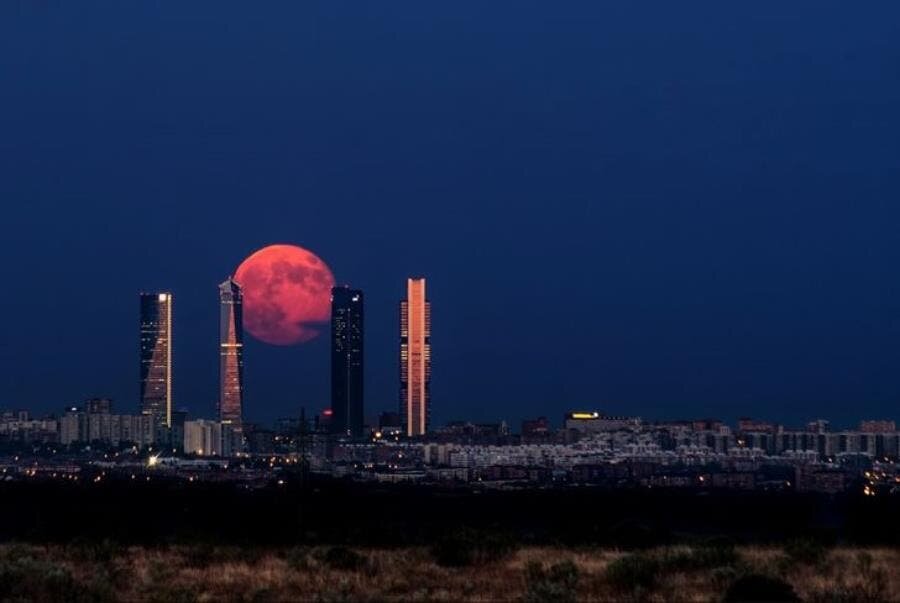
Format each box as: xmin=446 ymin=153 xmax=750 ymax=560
xmin=0 ymin=543 xmax=897 ymax=601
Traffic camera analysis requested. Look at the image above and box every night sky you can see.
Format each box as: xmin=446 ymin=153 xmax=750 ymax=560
xmin=2 ymin=2 xmax=900 ymax=428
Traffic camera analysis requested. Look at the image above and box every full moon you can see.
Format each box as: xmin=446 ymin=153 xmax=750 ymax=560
xmin=234 ymin=244 xmax=335 ymax=345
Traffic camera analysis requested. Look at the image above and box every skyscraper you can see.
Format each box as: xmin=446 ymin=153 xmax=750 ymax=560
xmin=400 ymin=277 xmax=431 ymax=436
xmin=219 ymin=277 xmax=244 ymax=425
xmin=140 ymin=292 xmax=172 ymax=429
xmin=331 ymin=286 xmax=364 ymax=437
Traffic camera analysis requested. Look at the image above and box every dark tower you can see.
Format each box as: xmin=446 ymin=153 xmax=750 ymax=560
xmin=330 ymin=286 xmax=364 ymax=437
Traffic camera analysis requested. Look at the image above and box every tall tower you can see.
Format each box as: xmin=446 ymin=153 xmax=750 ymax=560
xmin=219 ymin=277 xmax=244 ymax=425
xmin=400 ymin=277 xmax=431 ymax=436
xmin=140 ymin=292 xmax=173 ymax=429
xmin=330 ymin=286 xmax=364 ymax=438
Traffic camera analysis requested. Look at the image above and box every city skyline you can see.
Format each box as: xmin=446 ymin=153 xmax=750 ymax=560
xmin=14 ymin=268 xmax=900 ymax=430
xmin=4 ymin=3 xmax=900 ymax=429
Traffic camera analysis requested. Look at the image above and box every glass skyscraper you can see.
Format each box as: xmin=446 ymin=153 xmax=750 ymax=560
xmin=219 ymin=277 xmax=244 ymax=425
xmin=139 ymin=292 xmax=172 ymax=429
xmin=331 ymin=286 xmax=364 ymax=438
xmin=400 ymin=277 xmax=430 ymax=436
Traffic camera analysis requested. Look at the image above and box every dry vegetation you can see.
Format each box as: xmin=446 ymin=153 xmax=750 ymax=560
xmin=0 ymin=541 xmax=898 ymax=601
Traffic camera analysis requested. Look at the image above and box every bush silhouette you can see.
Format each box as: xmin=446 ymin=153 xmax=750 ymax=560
xmin=664 ymin=543 xmax=737 ymax=572
xmin=524 ymin=559 xmax=579 ymax=603
xmin=784 ymin=539 xmax=828 ymax=566
xmin=605 ymin=552 xmax=660 ymax=591
xmin=0 ymin=554 xmax=79 ymax=601
xmin=431 ymin=532 xmax=475 ymax=567
xmin=723 ymin=574 xmax=799 ymax=602
xmin=286 ymin=546 xmax=311 ymax=571
xmin=430 ymin=527 xmax=517 ymax=567
xmin=321 ymin=546 xmax=365 ymax=571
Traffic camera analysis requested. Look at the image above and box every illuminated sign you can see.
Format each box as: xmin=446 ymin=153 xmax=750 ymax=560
xmin=570 ymin=412 xmax=600 ymax=420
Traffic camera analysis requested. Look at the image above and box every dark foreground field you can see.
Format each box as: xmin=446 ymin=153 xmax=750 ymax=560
xmin=0 ymin=542 xmax=897 ymax=601
xmin=2 ymin=476 xmax=900 ymax=547
xmin=3 ymin=477 xmax=900 ymax=600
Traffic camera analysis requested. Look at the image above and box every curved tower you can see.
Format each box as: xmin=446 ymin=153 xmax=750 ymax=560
xmin=140 ymin=292 xmax=173 ymax=429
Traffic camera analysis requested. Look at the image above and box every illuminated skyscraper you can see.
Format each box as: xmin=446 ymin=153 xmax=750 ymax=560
xmin=219 ymin=277 xmax=244 ymax=425
xmin=140 ymin=292 xmax=172 ymax=429
xmin=330 ymin=286 xmax=364 ymax=438
xmin=400 ymin=277 xmax=431 ymax=436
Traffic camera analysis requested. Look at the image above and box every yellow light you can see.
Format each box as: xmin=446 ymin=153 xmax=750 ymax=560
xmin=571 ymin=412 xmax=599 ymax=420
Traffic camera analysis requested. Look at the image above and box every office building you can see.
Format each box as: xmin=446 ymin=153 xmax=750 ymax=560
xmin=184 ymin=419 xmax=223 ymax=456
xmin=400 ymin=277 xmax=431 ymax=436
xmin=59 ymin=402 xmax=155 ymax=447
xmin=218 ymin=277 xmax=244 ymax=425
xmin=563 ymin=411 xmax=641 ymax=433
xmin=860 ymin=420 xmax=896 ymax=433
xmin=140 ymin=292 xmax=173 ymax=429
xmin=330 ymin=286 xmax=364 ymax=437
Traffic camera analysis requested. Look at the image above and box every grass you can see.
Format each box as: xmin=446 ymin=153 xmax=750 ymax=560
xmin=0 ymin=543 xmax=896 ymax=601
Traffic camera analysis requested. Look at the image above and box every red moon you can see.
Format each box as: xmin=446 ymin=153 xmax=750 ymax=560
xmin=234 ymin=244 xmax=335 ymax=345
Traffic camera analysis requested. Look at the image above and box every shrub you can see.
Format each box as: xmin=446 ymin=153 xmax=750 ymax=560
xmin=0 ymin=554 xmax=79 ymax=601
xmin=144 ymin=583 xmax=199 ymax=603
xmin=83 ymin=569 xmax=118 ymax=602
xmin=430 ymin=527 xmax=517 ymax=567
xmin=286 ymin=546 xmax=312 ymax=571
xmin=247 ymin=586 xmax=274 ymax=602
xmin=479 ymin=530 xmax=519 ymax=562
xmin=183 ymin=542 xmax=216 ymax=568
xmin=321 ymin=546 xmax=365 ymax=571
xmin=711 ymin=565 xmax=741 ymax=588
xmin=319 ymin=576 xmax=355 ymax=602
xmin=854 ymin=551 xmax=889 ymax=602
xmin=690 ymin=542 xmax=738 ymax=569
xmin=430 ymin=533 xmax=474 ymax=567
xmin=783 ymin=539 xmax=828 ymax=567
xmin=138 ymin=559 xmax=197 ymax=603
xmin=663 ymin=543 xmax=737 ymax=572
xmin=67 ymin=538 xmax=124 ymax=566
xmin=524 ymin=559 xmax=579 ymax=603
xmin=183 ymin=544 xmax=265 ymax=568
xmin=723 ymin=574 xmax=799 ymax=602
xmin=605 ymin=552 xmax=660 ymax=592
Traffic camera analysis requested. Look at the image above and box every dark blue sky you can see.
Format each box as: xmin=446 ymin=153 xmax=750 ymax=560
xmin=2 ymin=2 xmax=899 ymax=428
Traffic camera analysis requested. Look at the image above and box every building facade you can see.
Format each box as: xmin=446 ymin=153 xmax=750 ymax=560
xmin=218 ymin=277 xmax=244 ymax=425
xmin=564 ymin=411 xmax=641 ymax=433
xmin=184 ymin=419 xmax=238 ymax=457
xmin=59 ymin=402 xmax=156 ymax=447
xmin=330 ymin=286 xmax=364 ymax=437
xmin=140 ymin=292 xmax=173 ymax=429
xmin=184 ymin=419 xmax=223 ymax=456
xmin=400 ymin=277 xmax=431 ymax=436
